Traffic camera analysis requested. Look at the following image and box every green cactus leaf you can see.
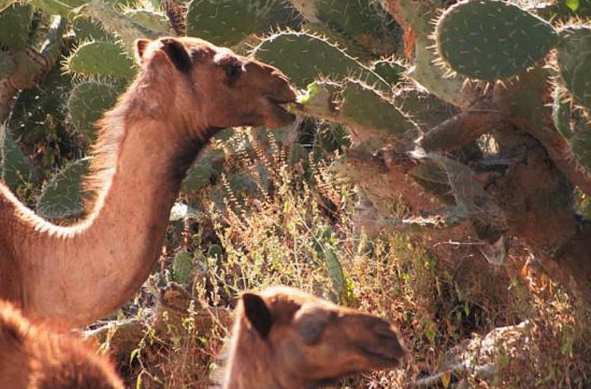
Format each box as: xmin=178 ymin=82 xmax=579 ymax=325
xmin=253 ymin=31 xmax=389 ymax=90
xmin=30 ymin=0 xmax=89 ymax=16
xmin=339 ymin=81 xmax=420 ymax=146
xmin=436 ymin=0 xmax=558 ymax=81
xmin=182 ymin=149 xmax=225 ymax=191
xmin=72 ymin=14 xmax=114 ymax=42
xmin=67 ymin=41 xmax=136 ymax=78
xmin=172 ymin=250 xmax=195 ymax=285
xmin=67 ymin=81 xmax=120 ymax=140
xmin=36 ymin=158 xmax=91 ymax=220
xmin=0 ymin=3 xmax=33 ymax=51
xmin=395 ymin=89 xmax=458 ymax=130
xmin=83 ymin=1 xmax=156 ymax=53
xmin=323 ymin=243 xmax=345 ymax=299
xmin=566 ymin=0 xmax=581 ymax=11
xmin=556 ymin=26 xmax=591 ymax=110
xmin=290 ymin=0 xmax=400 ymax=58
xmin=371 ymin=58 xmax=405 ymax=86
xmin=123 ymin=9 xmax=174 ymax=36
xmin=186 ymin=0 xmax=275 ymax=47
xmin=1 ymin=128 xmax=32 ymax=194
xmin=299 ymin=81 xmax=419 ymax=148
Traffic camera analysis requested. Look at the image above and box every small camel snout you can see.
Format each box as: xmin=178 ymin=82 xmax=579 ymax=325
xmin=361 ymin=318 xmax=408 ymax=363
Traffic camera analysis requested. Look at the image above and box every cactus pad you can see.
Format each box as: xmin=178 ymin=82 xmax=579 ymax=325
xmin=67 ymin=81 xmax=120 ymax=140
xmin=1 ymin=128 xmax=32 ymax=194
xmin=435 ymin=0 xmax=558 ymax=81
xmin=0 ymin=3 xmax=33 ymax=51
xmin=36 ymin=158 xmax=91 ymax=220
xmin=186 ymin=0 xmax=274 ymax=47
xmin=253 ymin=31 xmax=388 ymax=90
xmin=556 ymin=26 xmax=591 ymax=110
xmin=67 ymin=41 xmax=136 ymax=78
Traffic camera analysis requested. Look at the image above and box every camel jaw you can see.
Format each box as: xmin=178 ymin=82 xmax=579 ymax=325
xmin=265 ymin=97 xmax=297 ymax=128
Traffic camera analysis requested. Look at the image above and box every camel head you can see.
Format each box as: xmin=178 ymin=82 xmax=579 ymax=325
xmin=135 ymin=36 xmax=296 ymax=133
xmin=238 ymin=287 xmax=407 ymax=389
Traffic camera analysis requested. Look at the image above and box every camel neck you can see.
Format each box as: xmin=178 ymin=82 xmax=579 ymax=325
xmin=220 ymin=324 xmax=312 ymax=389
xmin=16 ymin=98 xmax=207 ymax=326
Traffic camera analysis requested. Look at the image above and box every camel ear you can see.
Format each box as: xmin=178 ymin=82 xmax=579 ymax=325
xmin=134 ymin=39 xmax=150 ymax=62
xmin=159 ymin=38 xmax=192 ymax=73
xmin=242 ymin=293 xmax=273 ymax=339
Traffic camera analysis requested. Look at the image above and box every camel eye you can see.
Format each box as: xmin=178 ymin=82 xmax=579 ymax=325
xmin=224 ymin=62 xmax=243 ymax=84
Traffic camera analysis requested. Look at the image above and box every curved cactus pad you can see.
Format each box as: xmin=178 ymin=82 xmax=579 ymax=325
xmin=68 ymin=81 xmax=119 ymax=140
xmin=557 ymin=26 xmax=591 ymax=110
xmin=36 ymin=157 xmax=91 ymax=220
xmin=0 ymin=3 xmax=33 ymax=51
xmin=435 ymin=0 xmax=558 ymax=81
xmin=1 ymin=128 xmax=32 ymax=193
xmin=67 ymin=41 xmax=135 ymax=78
xmin=186 ymin=0 xmax=274 ymax=47
xmin=253 ymin=31 xmax=388 ymax=90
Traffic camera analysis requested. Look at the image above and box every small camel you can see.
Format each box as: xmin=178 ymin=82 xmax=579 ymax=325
xmin=0 ymin=36 xmax=296 ymax=327
xmin=0 ymin=300 xmax=124 ymax=389
xmin=219 ymin=286 xmax=408 ymax=389
xmin=0 ymin=287 xmax=407 ymax=389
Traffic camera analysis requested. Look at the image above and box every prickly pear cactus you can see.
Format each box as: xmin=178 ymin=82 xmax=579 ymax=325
xmin=66 ymin=41 xmax=136 ymax=78
xmin=0 ymin=3 xmax=33 ymax=51
xmin=253 ymin=31 xmax=389 ymax=90
xmin=435 ymin=0 xmax=558 ymax=80
xmin=36 ymin=157 xmax=91 ymax=220
xmin=172 ymin=250 xmax=195 ymax=284
xmin=556 ymin=26 xmax=591 ymax=110
xmin=296 ymin=80 xmax=420 ymax=148
xmin=67 ymin=81 xmax=120 ymax=140
xmin=1 ymin=127 xmax=32 ymax=194
xmin=186 ymin=0 xmax=275 ymax=47
xmin=288 ymin=0 xmax=401 ymax=58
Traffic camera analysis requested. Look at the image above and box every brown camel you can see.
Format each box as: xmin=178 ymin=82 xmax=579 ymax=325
xmin=0 ymin=287 xmax=407 ymax=389
xmin=219 ymin=286 xmax=408 ymax=389
xmin=0 ymin=37 xmax=296 ymax=327
xmin=0 ymin=300 xmax=124 ymax=389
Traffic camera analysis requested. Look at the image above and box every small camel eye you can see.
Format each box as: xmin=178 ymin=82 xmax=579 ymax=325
xmin=224 ymin=63 xmax=243 ymax=83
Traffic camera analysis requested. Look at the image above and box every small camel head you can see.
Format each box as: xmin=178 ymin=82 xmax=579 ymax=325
xmin=237 ymin=287 xmax=407 ymax=389
xmin=135 ymin=36 xmax=296 ymax=132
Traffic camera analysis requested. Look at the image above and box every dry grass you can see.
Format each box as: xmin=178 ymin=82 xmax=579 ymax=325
xmin=93 ymin=134 xmax=591 ymax=389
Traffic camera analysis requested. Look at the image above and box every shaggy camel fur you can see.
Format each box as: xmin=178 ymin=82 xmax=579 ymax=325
xmin=0 ymin=36 xmax=295 ymax=327
xmin=0 ymin=301 xmax=124 ymax=389
xmin=219 ymin=286 xmax=408 ymax=389
xmin=0 ymin=287 xmax=407 ymax=389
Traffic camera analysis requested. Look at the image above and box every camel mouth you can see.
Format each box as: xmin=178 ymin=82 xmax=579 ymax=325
xmin=357 ymin=340 xmax=407 ymax=367
xmin=360 ymin=347 xmax=404 ymax=367
xmin=266 ymin=97 xmax=297 ymax=128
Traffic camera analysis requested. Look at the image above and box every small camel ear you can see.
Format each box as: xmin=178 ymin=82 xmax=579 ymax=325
xmin=134 ymin=39 xmax=150 ymax=62
xmin=242 ymin=293 xmax=273 ymax=339
xmin=159 ymin=38 xmax=192 ymax=73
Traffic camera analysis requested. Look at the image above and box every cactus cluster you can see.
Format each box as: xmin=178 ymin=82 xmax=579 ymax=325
xmin=3 ymin=0 xmax=591 ymax=303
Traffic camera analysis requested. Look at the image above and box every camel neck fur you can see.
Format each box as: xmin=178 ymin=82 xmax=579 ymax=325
xmin=221 ymin=315 xmax=291 ymax=389
xmin=14 ymin=68 xmax=208 ymax=326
